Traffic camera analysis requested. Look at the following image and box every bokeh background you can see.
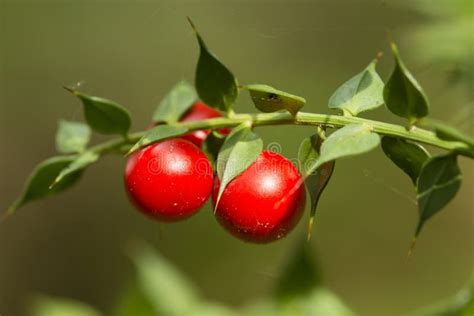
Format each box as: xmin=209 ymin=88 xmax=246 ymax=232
xmin=1 ymin=0 xmax=473 ymax=315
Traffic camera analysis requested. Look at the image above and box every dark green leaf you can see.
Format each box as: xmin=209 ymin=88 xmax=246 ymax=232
xmin=275 ymin=243 xmax=322 ymax=301
xmin=128 ymin=125 xmax=188 ymax=154
xmin=329 ymin=59 xmax=384 ymax=116
xmin=66 ymin=88 xmax=131 ymax=136
xmin=381 ymin=136 xmax=430 ymax=184
xmin=274 ymin=242 xmax=356 ymax=316
xmin=202 ymin=131 xmax=226 ymax=165
xmin=383 ymin=42 xmax=430 ymax=124
xmin=6 ymin=156 xmax=82 ymax=215
xmin=304 ymin=124 xmax=380 ymax=175
xmin=29 ymin=295 xmax=102 ymax=316
xmin=152 ymin=81 xmax=198 ymax=123
xmin=415 ymin=154 xmax=462 ymax=236
xmin=55 ymin=120 xmax=91 ymax=154
xmin=245 ymin=84 xmax=306 ymax=116
xmin=113 ymin=285 xmax=156 ymax=316
xmin=216 ymin=123 xmax=263 ymax=205
xmin=298 ymin=135 xmax=335 ymax=239
xmin=129 ymin=242 xmax=198 ymax=316
xmin=460 ymin=299 xmax=474 ymax=316
xmin=51 ymin=151 xmax=99 ymax=188
xmin=188 ymin=18 xmax=238 ymax=112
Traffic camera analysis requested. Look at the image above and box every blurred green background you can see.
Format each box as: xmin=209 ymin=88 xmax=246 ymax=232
xmin=1 ymin=0 xmax=472 ymax=315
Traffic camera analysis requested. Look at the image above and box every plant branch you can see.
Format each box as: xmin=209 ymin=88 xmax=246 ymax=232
xmin=90 ymin=111 xmax=474 ymax=158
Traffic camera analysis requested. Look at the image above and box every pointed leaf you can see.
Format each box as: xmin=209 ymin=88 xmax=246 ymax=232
xmin=381 ymin=136 xmax=430 ymax=184
xmin=275 ymin=243 xmax=322 ymax=301
xmin=328 ymin=59 xmax=384 ymax=116
xmin=129 ymin=242 xmax=198 ymax=316
xmin=298 ymin=135 xmax=335 ymax=237
xmin=113 ymin=285 xmax=156 ymax=316
xmin=128 ymin=125 xmax=188 ymax=154
xmin=415 ymin=154 xmax=462 ymax=236
xmin=245 ymin=84 xmax=306 ymax=116
xmin=305 ymin=124 xmax=380 ymax=176
xmin=383 ymin=42 xmax=430 ymax=124
xmin=52 ymin=151 xmax=99 ymax=188
xmin=6 ymin=156 xmax=82 ymax=215
xmin=216 ymin=123 xmax=263 ymax=203
xmin=274 ymin=242 xmax=356 ymax=315
xmin=66 ymin=88 xmax=131 ymax=136
xmin=189 ymin=18 xmax=238 ymax=111
xmin=152 ymin=81 xmax=198 ymax=123
xmin=30 ymin=295 xmax=102 ymax=316
xmin=55 ymin=120 xmax=91 ymax=154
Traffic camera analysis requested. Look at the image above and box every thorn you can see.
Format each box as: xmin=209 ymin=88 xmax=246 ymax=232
xmin=186 ymin=16 xmax=197 ymax=32
xmin=386 ymin=31 xmax=394 ymax=46
xmin=0 ymin=208 xmax=13 ymax=222
xmin=213 ymin=197 xmax=221 ymax=215
xmin=125 ymin=147 xmax=136 ymax=157
xmin=306 ymin=217 xmax=315 ymax=241
xmin=63 ymin=86 xmax=76 ymax=94
xmin=406 ymin=236 xmax=417 ymax=261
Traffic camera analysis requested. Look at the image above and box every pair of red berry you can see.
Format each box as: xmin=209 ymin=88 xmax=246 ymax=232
xmin=124 ymin=102 xmax=306 ymax=243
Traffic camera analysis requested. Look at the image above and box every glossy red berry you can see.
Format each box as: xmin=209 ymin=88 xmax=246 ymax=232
xmin=212 ymin=151 xmax=306 ymax=243
xmin=124 ymin=139 xmax=213 ymax=222
xmin=180 ymin=101 xmax=230 ymax=147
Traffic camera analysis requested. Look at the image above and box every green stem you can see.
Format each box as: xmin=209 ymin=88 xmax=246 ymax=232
xmin=90 ymin=111 xmax=474 ymax=158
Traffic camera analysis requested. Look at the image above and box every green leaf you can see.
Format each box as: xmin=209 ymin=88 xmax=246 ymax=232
xmin=66 ymin=88 xmax=131 ymax=136
xmin=215 ymin=123 xmax=263 ymax=205
xmin=404 ymin=274 xmax=474 ymax=316
xmin=274 ymin=243 xmax=356 ymax=316
xmin=328 ymin=59 xmax=384 ymax=116
xmin=129 ymin=242 xmax=199 ymax=316
xmin=304 ymin=124 xmax=380 ymax=175
xmin=381 ymin=136 xmax=430 ymax=184
xmin=188 ymin=18 xmax=238 ymax=112
xmin=245 ymin=84 xmax=306 ymax=116
xmin=55 ymin=120 xmax=91 ymax=154
xmin=202 ymin=131 xmax=226 ymax=165
xmin=183 ymin=304 xmax=239 ymax=316
xmin=298 ymin=135 xmax=335 ymax=239
xmin=415 ymin=154 xmax=462 ymax=236
xmin=152 ymin=81 xmax=198 ymax=123
xmin=128 ymin=125 xmax=189 ymax=154
xmin=383 ymin=42 xmax=430 ymax=124
xmin=29 ymin=295 xmax=102 ymax=316
xmin=51 ymin=151 xmax=99 ymax=188
xmin=113 ymin=285 xmax=156 ymax=316
xmin=287 ymin=289 xmax=356 ymax=316
xmin=275 ymin=243 xmax=322 ymax=301
xmin=6 ymin=156 xmax=82 ymax=215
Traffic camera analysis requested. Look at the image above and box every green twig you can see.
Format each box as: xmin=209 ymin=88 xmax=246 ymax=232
xmin=88 ymin=111 xmax=474 ymax=158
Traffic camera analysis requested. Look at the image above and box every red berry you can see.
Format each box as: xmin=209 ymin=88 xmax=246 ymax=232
xmin=212 ymin=151 xmax=306 ymax=243
xmin=124 ymin=139 xmax=213 ymax=222
xmin=180 ymin=101 xmax=230 ymax=147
